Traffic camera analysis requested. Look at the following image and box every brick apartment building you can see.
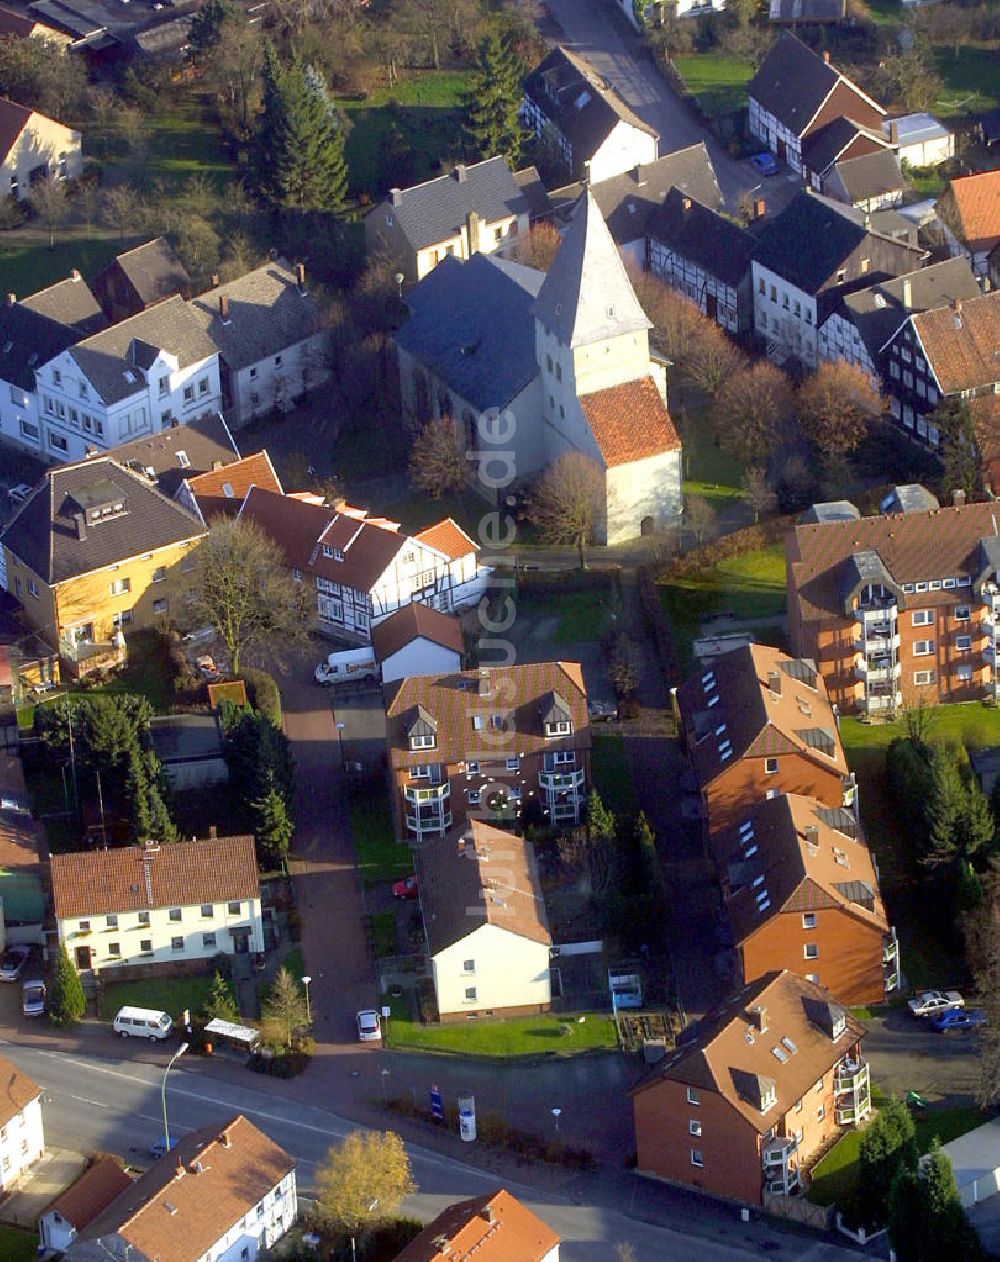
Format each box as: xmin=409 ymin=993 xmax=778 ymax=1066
xmin=786 ymin=498 xmax=1000 ymax=712
xmin=711 ymin=792 xmax=898 ymax=1005
xmin=633 ymin=970 xmax=870 ymax=1205
xmin=673 ymin=645 xmax=856 ymax=836
xmin=383 ymin=663 xmax=591 ymax=841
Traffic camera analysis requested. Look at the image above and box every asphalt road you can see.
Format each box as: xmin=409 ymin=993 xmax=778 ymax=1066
xmin=0 ymin=1039 xmax=864 ymax=1261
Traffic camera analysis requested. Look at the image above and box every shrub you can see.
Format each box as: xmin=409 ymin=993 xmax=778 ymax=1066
xmin=241 ymin=667 xmax=282 ymax=725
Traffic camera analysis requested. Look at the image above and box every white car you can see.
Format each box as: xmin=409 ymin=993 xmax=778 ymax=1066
xmin=6 ymin=484 xmax=30 ymax=506
xmin=907 ymin=990 xmax=965 ymax=1018
xmin=0 ymin=945 xmax=31 ymax=982
xmin=22 ymin=980 xmax=45 ymax=1017
xmin=356 ymin=1009 xmax=382 ymax=1043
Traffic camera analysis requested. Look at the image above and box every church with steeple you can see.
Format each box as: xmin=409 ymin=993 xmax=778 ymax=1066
xmin=394 ymin=189 xmax=682 ymax=545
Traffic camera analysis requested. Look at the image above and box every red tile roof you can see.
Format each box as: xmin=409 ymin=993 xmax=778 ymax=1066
xmin=44 ymin=1156 xmax=133 ymax=1230
xmin=578 ymin=376 xmax=680 ymax=468
xmin=940 ymin=170 xmax=1000 ymax=254
xmin=239 ymin=487 xmax=405 ymax=594
xmin=0 ymin=97 xmax=32 ymax=164
xmin=51 ymin=835 xmax=259 ymax=920
xmin=414 ymin=518 xmax=479 ymax=560
xmin=394 ymin=1188 xmax=559 ymax=1262
xmin=187 ymin=452 xmax=282 ymax=521
xmin=911 ymin=291 xmax=1000 ymax=394
xmin=0 ymin=6 xmax=37 ymax=36
xmin=972 ymin=394 xmax=1000 ymax=471
xmin=0 ymin=1053 xmax=40 ymax=1129
xmin=371 ymin=602 xmax=464 ymax=661
xmin=80 ymin=1115 xmax=295 ymax=1262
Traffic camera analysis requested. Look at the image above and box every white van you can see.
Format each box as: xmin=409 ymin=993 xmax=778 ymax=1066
xmin=314 ymin=646 xmax=377 ymax=686
xmin=113 ymin=1006 xmax=173 ymax=1041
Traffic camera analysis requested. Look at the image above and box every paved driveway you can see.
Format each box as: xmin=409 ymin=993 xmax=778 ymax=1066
xmin=541 ymin=0 xmax=800 ymax=215
xmin=861 ymin=1006 xmax=981 ymax=1105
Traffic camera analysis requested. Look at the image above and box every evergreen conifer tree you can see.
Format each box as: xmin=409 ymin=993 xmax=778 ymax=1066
xmin=49 ymin=943 xmax=86 ymax=1026
xmin=463 ymin=32 xmax=524 ymax=163
xmin=253 ymin=784 xmax=294 ymax=870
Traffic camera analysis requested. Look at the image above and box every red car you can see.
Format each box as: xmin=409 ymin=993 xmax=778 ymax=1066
xmin=392 ymin=875 xmax=418 ymax=900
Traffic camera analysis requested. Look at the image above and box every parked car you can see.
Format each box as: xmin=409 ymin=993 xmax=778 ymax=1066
xmin=21 ymin=980 xmax=45 ymax=1017
xmin=391 ymin=875 xmax=418 ymax=900
xmin=908 ymin=990 xmax=965 ymax=1018
xmin=930 ymin=1008 xmax=986 ymax=1033
xmin=149 ymin=1136 xmax=175 ymax=1159
xmin=750 ymin=152 xmax=780 ymax=177
xmin=0 ymin=945 xmax=31 ymax=982
xmin=356 ymin=1009 xmax=382 ymax=1043
xmin=7 ymin=483 xmax=30 ymax=505
xmin=315 ymin=647 xmax=377 ymax=687
xmin=587 ymin=699 xmax=618 ymax=723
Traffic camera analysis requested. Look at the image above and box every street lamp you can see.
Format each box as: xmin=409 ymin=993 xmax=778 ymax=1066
xmin=551 ymin=1107 xmax=561 ymax=1135
xmin=394 ymin=271 xmax=404 ymax=300
xmin=335 ymin=721 xmax=346 ymax=768
xmin=161 ymin=1042 xmax=188 ymax=1156
xmin=351 ymin=1199 xmax=379 ymax=1262
xmin=380 ymin=1067 xmax=390 ymax=1103
xmin=301 ymin=975 xmax=312 ymax=1025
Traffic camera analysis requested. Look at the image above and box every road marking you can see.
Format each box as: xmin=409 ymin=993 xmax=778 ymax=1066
xmin=66 ymin=1093 xmax=108 ymax=1109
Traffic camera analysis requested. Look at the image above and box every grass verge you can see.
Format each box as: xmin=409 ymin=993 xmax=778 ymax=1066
xmin=370 ymin=910 xmax=397 ymax=958
xmin=383 ymin=1004 xmax=619 ymax=1057
xmin=0 ymin=1225 xmax=37 ymax=1262
xmin=350 ymin=797 xmax=414 ymax=886
xmin=678 ymin=405 xmax=745 ymax=509
xmin=933 ymin=44 xmax=1000 ymax=118
xmin=98 ymin=973 xmax=233 ymax=1023
xmin=658 ymin=544 xmax=788 ymax=671
xmin=592 ymin=732 xmax=638 ymax=817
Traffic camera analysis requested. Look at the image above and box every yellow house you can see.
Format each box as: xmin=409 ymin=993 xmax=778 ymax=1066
xmin=0 ymin=457 xmax=206 ymax=670
xmin=0 ymin=96 xmax=82 ymax=201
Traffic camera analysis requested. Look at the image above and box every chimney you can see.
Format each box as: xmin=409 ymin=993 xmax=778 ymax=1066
xmin=219 ymin=294 xmax=230 ymax=324
xmin=890 ymin=120 xmax=899 ymax=145
xmin=822 ymin=49 xmax=830 ymax=63
xmin=296 ymin=262 xmax=306 ymax=293
xmin=953 ymin=488 xmax=967 ymax=508
xmin=767 ymin=669 xmax=781 ymax=695
xmin=208 ymin=824 xmax=218 ymax=839
xmin=453 ymin=164 xmax=467 ymax=183
xmin=70 ymin=268 xmax=81 ymax=282
xmin=74 ymin=512 xmax=87 ymax=542
xmin=389 ymin=187 xmax=402 ymax=207
xmin=805 ymin=824 xmax=819 ymax=849
xmin=681 ymin=195 xmax=692 ymax=213
xmin=633 ymin=162 xmax=647 ymax=186
xmin=6 ymin=293 xmax=14 ymax=306
xmin=749 ymin=1004 xmax=768 ymax=1033
xmin=952 ymin=297 xmax=962 ymax=313
xmin=482 ymin=1203 xmax=495 ymax=1224
xmin=478 ymin=668 xmax=491 ymax=698
xmin=901 ymin=277 xmax=912 ymax=310
xmin=210 ymin=273 xmax=219 ymax=288
xmin=175 ymin=1161 xmax=185 ymax=1180
xmin=466 ymin=210 xmax=481 ymax=257
xmin=754 ymin=197 xmax=766 ymax=221
xmin=211 ymin=459 xmax=223 ymax=471
xmin=220 ymin=1129 xmax=232 ymax=1148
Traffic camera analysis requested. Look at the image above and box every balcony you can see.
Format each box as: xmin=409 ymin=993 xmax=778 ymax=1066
xmin=761 ymin=1136 xmax=800 ymax=1196
xmin=855 ymin=657 xmax=900 ymax=682
xmin=856 ymin=600 xmax=897 ymax=623
xmin=538 ymin=767 xmax=585 ymax=792
xmin=404 ymin=782 xmax=450 ymax=805
xmin=405 ymin=810 xmax=452 ymax=835
xmin=883 ymin=929 xmax=900 ymax=992
xmin=834 ymin=1056 xmax=871 ymax=1127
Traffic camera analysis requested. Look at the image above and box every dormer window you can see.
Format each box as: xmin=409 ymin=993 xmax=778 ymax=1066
xmin=322 ymin=544 xmax=345 ymax=561
xmin=540 ymin=690 xmax=573 ymax=739
xmin=546 ymin=718 xmax=571 ymax=737
xmin=405 ymin=704 xmax=437 ymax=752
xmin=410 ymin=733 xmax=436 ymax=751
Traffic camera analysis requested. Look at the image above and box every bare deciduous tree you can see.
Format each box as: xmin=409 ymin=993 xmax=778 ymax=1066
xmin=409 ymin=416 xmax=470 ymax=500
xmin=796 ymin=360 xmax=881 ymax=454
xmin=29 ymin=175 xmax=68 ymax=249
xmin=712 ymin=361 xmax=791 ymax=465
xmin=511 ymin=221 xmax=562 ymax=272
xmin=685 ymin=493 xmax=717 ymax=545
xmin=684 ymin=322 xmax=747 ymax=398
xmin=102 ymin=184 xmax=145 ymax=241
xmin=741 ymin=465 xmax=778 ymax=524
xmin=626 ymin=268 xmax=703 ymax=381
xmin=528 ymin=450 xmax=604 ymax=570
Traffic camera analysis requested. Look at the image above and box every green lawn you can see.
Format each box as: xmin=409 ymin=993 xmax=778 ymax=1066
xmin=550 ymin=590 xmax=614 ymax=644
xmin=905 ymin=165 xmax=946 ymax=199
xmin=383 ymin=1001 xmax=619 ymax=1057
xmin=350 ymin=798 xmax=414 ymax=886
xmin=934 ymin=45 xmax=1000 ymax=118
xmin=0 ymin=232 xmax=123 ymax=301
xmin=370 ymin=910 xmax=397 ymax=958
xmin=341 ymin=70 xmax=472 ymax=201
xmin=383 ymin=489 xmax=482 ymax=541
xmin=658 ymin=544 xmax=788 ymax=671
xmin=809 ymin=1104 xmax=985 ymax=1212
xmin=98 ymin=972 xmax=233 ymax=1022
xmin=864 ymin=0 xmax=901 ymax=29
xmin=592 ymin=732 xmax=638 ymax=817
xmin=673 ymin=54 xmax=754 ymax=117
xmin=840 ymin=703 xmax=1000 ymax=755
xmin=678 ymin=407 xmax=744 ymax=510
xmin=0 ymin=1225 xmax=38 ymax=1262
xmin=90 ymin=629 xmax=176 ymax=712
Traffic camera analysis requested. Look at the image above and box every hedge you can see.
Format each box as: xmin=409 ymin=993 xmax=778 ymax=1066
xmin=241 ymin=668 xmax=282 ymax=726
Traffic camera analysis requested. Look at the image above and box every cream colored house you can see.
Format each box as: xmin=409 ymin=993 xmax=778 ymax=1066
xmin=51 ymin=835 xmax=264 ymax=978
xmin=415 ymin=822 xmax=552 ymax=1021
xmin=364 ymin=158 xmax=532 ymax=289
xmin=0 ymin=97 xmax=81 ymax=200
xmin=0 ymin=1055 xmax=44 ymax=1192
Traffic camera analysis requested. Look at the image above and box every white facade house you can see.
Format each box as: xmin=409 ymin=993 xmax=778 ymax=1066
xmin=51 ymin=836 xmax=264 ymax=977
xmin=371 ymin=602 xmax=463 ymax=684
xmin=416 ymin=822 xmax=552 ymax=1021
xmin=521 ymin=46 xmax=658 ymax=183
xmin=187 ymin=263 xmax=330 ymax=429
xmin=34 ymin=296 xmax=221 ymax=462
xmin=0 ymin=97 xmax=81 ymax=201
xmin=0 ymin=1056 xmax=44 ymax=1192
xmin=65 ymin=1115 xmax=297 ymax=1262
xmin=885 ymin=113 xmax=954 ymax=168
xmin=754 ymin=259 xmax=821 ymax=365
xmin=38 ymin=1157 xmax=133 ymax=1254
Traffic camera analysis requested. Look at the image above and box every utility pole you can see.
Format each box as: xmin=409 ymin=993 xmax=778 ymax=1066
xmin=95 ymin=769 xmax=107 ymax=848
xmin=65 ymin=695 xmax=79 ymax=828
